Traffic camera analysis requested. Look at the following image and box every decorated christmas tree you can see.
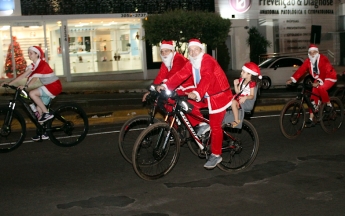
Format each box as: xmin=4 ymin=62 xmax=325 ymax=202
xmin=4 ymin=36 xmax=27 ymax=78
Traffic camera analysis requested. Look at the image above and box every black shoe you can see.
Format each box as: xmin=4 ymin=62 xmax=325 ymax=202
xmin=305 ymin=119 xmax=315 ymax=128
xmin=324 ymin=105 xmax=333 ymax=114
xmin=31 ymin=133 xmax=49 ymax=141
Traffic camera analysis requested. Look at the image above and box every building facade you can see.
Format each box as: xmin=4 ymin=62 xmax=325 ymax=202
xmin=0 ymin=0 xmax=344 ymax=81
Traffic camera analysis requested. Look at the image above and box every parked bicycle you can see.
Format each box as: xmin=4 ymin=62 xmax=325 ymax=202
xmin=131 ymin=90 xmax=259 ymax=181
xmin=0 ymin=84 xmax=89 ymax=153
xmin=279 ymin=82 xmax=344 ymax=139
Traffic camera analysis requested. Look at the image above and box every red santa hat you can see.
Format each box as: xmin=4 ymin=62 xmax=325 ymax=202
xmin=242 ymin=62 xmax=262 ymax=79
xmin=188 ymin=38 xmax=204 ymax=50
xmin=308 ymin=44 xmax=318 ymax=52
xmin=160 ymin=40 xmax=174 ymax=50
xmin=28 ymin=46 xmax=45 ymax=61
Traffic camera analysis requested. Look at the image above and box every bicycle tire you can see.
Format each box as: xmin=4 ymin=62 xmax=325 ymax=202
xmin=279 ymin=99 xmax=306 ymax=139
xmin=47 ymin=103 xmax=89 ymax=147
xmin=132 ymin=122 xmax=180 ymax=180
xmin=217 ymin=120 xmax=259 ymax=172
xmin=319 ymin=97 xmax=344 ymax=134
xmin=0 ymin=107 xmax=26 ymax=153
xmin=119 ymin=115 xmax=160 ymax=163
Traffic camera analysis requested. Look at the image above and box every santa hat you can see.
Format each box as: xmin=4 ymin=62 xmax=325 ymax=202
xmin=28 ymin=46 xmax=45 ymax=61
xmin=308 ymin=44 xmax=318 ymax=52
xmin=242 ymin=62 xmax=262 ymax=79
xmin=160 ymin=40 xmax=174 ymax=50
xmin=188 ymin=38 xmax=204 ymax=50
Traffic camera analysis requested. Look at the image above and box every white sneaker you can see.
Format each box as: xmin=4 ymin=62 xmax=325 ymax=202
xmin=31 ymin=133 xmax=49 ymax=141
xmin=204 ymin=154 xmax=222 ymax=169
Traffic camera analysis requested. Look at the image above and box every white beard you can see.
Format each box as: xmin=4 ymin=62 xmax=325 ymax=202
xmin=189 ymin=52 xmax=204 ymax=69
xmin=161 ymin=52 xmax=174 ymax=70
xmin=308 ymin=53 xmax=319 ymax=65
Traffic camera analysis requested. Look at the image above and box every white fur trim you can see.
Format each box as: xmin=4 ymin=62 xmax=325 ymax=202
xmin=29 ymin=46 xmax=41 ymax=58
xmin=207 ymin=97 xmax=232 ymax=114
xmin=161 ymin=44 xmax=174 ymax=50
xmin=242 ymin=65 xmax=259 ymax=76
xmin=308 ymin=47 xmax=318 ymax=52
xmin=325 ymin=78 xmax=337 ymax=83
xmin=290 ymin=77 xmax=297 ymax=83
xmin=188 ymin=41 xmax=204 ymax=50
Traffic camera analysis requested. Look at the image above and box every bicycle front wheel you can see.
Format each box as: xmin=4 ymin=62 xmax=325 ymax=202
xmin=279 ymin=99 xmax=306 ymax=139
xmin=119 ymin=115 xmax=160 ymax=163
xmin=132 ymin=122 xmax=180 ymax=180
xmin=217 ymin=120 xmax=259 ymax=172
xmin=47 ymin=103 xmax=89 ymax=147
xmin=320 ymin=97 xmax=344 ymax=134
xmin=0 ymin=107 xmax=26 ymax=153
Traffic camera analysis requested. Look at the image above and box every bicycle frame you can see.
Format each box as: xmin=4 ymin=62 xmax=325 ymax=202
xmin=4 ymin=85 xmax=51 ymax=133
xmin=296 ymin=85 xmax=325 ymax=118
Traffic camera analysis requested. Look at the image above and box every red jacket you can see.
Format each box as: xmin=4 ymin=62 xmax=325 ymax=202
xmin=153 ymin=52 xmax=195 ymax=92
xmin=164 ymin=54 xmax=233 ymax=114
xmin=28 ymin=59 xmax=62 ymax=97
xmin=291 ymin=54 xmax=337 ymax=85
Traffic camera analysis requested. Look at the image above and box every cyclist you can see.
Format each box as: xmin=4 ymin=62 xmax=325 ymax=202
xmin=142 ymin=40 xmax=193 ymax=102
xmin=286 ymin=44 xmax=337 ymax=127
xmin=1 ymin=45 xmax=62 ymax=140
xmin=157 ymin=38 xmax=233 ymax=169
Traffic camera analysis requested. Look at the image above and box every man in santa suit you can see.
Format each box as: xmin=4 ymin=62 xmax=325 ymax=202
xmin=157 ymin=38 xmax=233 ymax=169
xmin=1 ymin=45 xmax=62 ymax=141
xmin=142 ymin=40 xmax=193 ymax=101
xmin=286 ymin=44 xmax=337 ymax=127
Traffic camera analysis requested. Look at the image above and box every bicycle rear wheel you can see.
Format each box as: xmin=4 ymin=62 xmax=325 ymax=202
xmin=217 ymin=120 xmax=259 ymax=172
xmin=47 ymin=103 xmax=89 ymax=147
xmin=279 ymin=99 xmax=306 ymax=139
xmin=0 ymin=107 xmax=26 ymax=153
xmin=132 ymin=122 xmax=180 ymax=180
xmin=319 ymin=97 xmax=344 ymax=134
xmin=119 ymin=115 xmax=160 ymax=163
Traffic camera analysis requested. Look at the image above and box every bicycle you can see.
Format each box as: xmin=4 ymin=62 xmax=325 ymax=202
xmin=118 ymin=86 xmax=199 ymax=163
xmin=0 ymin=84 xmax=89 ymax=153
xmin=279 ymin=82 xmax=344 ymax=139
xmin=131 ymin=90 xmax=260 ymax=181
xmin=118 ymin=86 xmax=161 ymax=163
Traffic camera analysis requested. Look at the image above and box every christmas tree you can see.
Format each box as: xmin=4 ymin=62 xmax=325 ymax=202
xmin=4 ymin=36 xmax=27 ymax=78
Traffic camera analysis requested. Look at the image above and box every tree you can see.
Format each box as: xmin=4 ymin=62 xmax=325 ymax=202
xmin=142 ymin=9 xmax=231 ymax=55
xmin=246 ymin=27 xmax=271 ymax=64
xmin=4 ymin=36 xmax=27 ymax=78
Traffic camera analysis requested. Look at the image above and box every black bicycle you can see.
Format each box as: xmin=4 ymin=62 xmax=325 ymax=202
xmin=132 ymin=90 xmax=260 ymax=181
xmin=279 ymin=82 xmax=344 ymax=139
xmin=118 ymin=86 xmax=162 ymax=163
xmin=0 ymin=84 xmax=89 ymax=153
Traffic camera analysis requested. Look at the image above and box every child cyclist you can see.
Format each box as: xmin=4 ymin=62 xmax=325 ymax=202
xmin=230 ymin=62 xmax=261 ymax=127
xmin=1 ymin=45 xmax=62 ymax=140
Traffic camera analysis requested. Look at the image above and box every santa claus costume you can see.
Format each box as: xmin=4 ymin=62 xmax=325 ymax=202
xmin=290 ymin=44 xmax=337 ymax=109
xmin=27 ymin=46 xmax=62 ymax=101
xmin=162 ymin=39 xmax=233 ymax=167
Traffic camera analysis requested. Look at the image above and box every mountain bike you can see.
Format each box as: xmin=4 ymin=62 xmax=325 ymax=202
xmin=131 ymin=90 xmax=260 ymax=181
xmin=118 ymin=86 xmax=199 ymax=163
xmin=0 ymin=84 xmax=89 ymax=153
xmin=279 ymin=82 xmax=344 ymax=139
xmin=118 ymin=86 xmax=161 ymax=163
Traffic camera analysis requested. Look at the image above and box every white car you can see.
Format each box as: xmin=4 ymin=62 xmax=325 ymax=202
xmin=259 ymin=56 xmax=313 ymax=89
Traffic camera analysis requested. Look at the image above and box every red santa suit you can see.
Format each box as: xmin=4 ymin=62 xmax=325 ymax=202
xmin=163 ymin=53 xmax=233 ymax=155
xmin=291 ymin=53 xmax=337 ymax=105
xmin=153 ymin=51 xmax=194 ymax=94
xmin=28 ymin=58 xmax=62 ymax=98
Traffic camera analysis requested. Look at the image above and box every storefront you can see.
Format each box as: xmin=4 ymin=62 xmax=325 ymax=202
xmin=0 ymin=14 xmax=146 ymax=81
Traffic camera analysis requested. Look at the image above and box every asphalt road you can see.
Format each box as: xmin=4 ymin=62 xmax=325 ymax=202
xmin=1 ymin=114 xmax=345 ymax=215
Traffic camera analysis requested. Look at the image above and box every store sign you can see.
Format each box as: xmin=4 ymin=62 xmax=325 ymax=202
xmin=229 ymin=0 xmax=252 ymax=13
xmin=0 ymin=0 xmax=14 ymax=16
